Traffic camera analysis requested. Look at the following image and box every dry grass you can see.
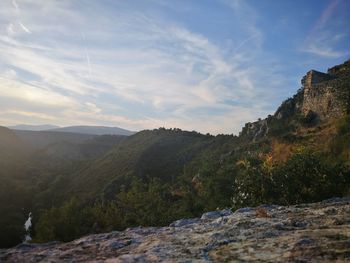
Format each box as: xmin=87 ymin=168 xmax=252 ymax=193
xmin=270 ymin=139 xmax=295 ymax=163
xmin=256 ymin=207 xmax=269 ymax=218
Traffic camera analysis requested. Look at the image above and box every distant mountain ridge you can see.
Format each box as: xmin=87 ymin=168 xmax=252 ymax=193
xmin=7 ymin=124 xmax=135 ymax=136
xmin=48 ymin=125 xmax=135 ymax=136
xmin=8 ymin=124 xmax=60 ymax=131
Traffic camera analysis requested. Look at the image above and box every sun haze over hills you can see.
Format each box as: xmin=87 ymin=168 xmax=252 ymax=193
xmin=0 ymin=58 xmax=350 ymax=250
xmin=0 ymin=1 xmax=350 ymax=261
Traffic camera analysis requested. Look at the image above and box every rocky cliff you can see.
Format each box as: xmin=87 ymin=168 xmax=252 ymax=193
xmin=1 ymin=197 xmax=349 ymax=262
xmin=301 ymin=66 xmax=349 ymax=121
xmin=240 ymin=59 xmax=350 ymax=140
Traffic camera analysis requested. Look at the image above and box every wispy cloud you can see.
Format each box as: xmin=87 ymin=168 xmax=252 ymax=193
xmin=0 ymin=75 xmax=77 ymax=108
xmin=12 ymin=0 xmax=18 ymax=10
xmin=0 ymin=0 xmax=301 ymax=134
xmin=301 ymin=0 xmax=348 ymax=58
xmin=19 ymin=22 xmax=31 ymax=34
xmin=5 ymin=0 xmax=32 ymax=35
xmin=304 ymin=43 xmax=346 ymax=58
xmin=314 ymin=0 xmax=343 ymax=30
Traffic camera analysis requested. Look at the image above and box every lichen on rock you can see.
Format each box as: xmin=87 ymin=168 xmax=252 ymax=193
xmin=1 ymin=197 xmax=350 ymax=262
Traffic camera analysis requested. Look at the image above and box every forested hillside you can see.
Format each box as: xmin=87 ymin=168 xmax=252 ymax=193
xmin=1 ymin=60 xmax=350 ymax=248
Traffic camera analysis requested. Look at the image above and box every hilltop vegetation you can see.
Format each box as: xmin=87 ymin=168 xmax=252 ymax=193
xmin=0 ymin=60 xmax=350 ymax=248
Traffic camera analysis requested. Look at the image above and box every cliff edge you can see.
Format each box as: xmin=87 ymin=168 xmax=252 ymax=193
xmin=240 ymin=59 xmax=350 ymax=140
xmin=1 ymin=197 xmax=350 ymax=262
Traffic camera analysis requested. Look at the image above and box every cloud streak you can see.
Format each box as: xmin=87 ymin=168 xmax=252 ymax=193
xmin=0 ymin=1 xmax=279 ymax=134
xmin=2 ymin=0 xmax=345 ymax=134
xmin=19 ymin=22 xmax=31 ymax=34
xmin=301 ymin=0 xmax=348 ymax=58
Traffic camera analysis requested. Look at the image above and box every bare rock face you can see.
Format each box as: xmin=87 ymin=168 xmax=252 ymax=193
xmin=1 ymin=198 xmax=350 ymax=262
xmin=239 ymin=118 xmax=269 ymax=141
xmin=301 ymin=70 xmax=333 ymax=88
xmin=301 ymin=60 xmax=350 ymax=120
xmin=239 ymin=59 xmax=350 ymax=140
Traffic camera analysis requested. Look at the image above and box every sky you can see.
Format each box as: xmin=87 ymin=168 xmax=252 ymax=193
xmin=0 ymin=0 xmax=349 ymax=135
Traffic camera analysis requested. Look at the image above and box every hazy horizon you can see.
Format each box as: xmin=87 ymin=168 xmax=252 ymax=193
xmin=0 ymin=0 xmax=349 ymax=135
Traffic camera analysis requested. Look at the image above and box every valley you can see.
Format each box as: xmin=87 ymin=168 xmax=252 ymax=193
xmin=0 ymin=60 xmax=349 ymax=256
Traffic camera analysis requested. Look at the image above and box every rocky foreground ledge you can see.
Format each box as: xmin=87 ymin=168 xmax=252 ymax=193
xmin=1 ymin=198 xmax=350 ymax=262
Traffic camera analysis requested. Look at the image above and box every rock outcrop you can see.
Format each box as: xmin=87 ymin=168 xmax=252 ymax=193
xmin=301 ymin=64 xmax=349 ymax=120
xmin=240 ymin=118 xmax=269 ymax=141
xmin=240 ymin=59 xmax=350 ymax=139
xmin=1 ymin=197 xmax=350 ymax=262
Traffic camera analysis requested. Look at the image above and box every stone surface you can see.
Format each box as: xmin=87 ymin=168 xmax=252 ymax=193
xmin=301 ymin=60 xmax=350 ymax=120
xmin=239 ymin=118 xmax=269 ymax=141
xmin=1 ymin=198 xmax=350 ymax=262
xmin=200 ymin=209 xmax=232 ymax=220
xmin=239 ymin=59 xmax=350 ymax=139
xmin=301 ymin=70 xmax=333 ymax=88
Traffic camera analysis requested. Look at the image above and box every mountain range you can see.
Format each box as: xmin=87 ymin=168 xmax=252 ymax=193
xmin=8 ymin=124 xmax=60 ymax=131
xmin=0 ymin=59 xmax=349 ymax=249
xmin=8 ymin=125 xmax=135 ymax=136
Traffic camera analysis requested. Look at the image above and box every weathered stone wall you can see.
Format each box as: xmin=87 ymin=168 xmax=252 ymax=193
xmin=328 ymin=59 xmax=350 ymax=76
xmin=302 ymin=81 xmax=346 ymax=120
xmin=301 ymin=70 xmax=333 ymax=88
xmin=301 ymin=64 xmax=348 ymax=120
xmin=239 ymin=59 xmax=350 ymax=139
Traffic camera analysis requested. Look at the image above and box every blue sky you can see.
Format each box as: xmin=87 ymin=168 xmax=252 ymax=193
xmin=0 ymin=0 xmax=349 ymax=134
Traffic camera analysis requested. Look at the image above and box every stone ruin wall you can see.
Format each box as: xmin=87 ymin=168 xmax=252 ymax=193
xmin=301 ymin=70 xmax=347 ymax=120
xmin=239 ymin=60 xmax=350 ymax=138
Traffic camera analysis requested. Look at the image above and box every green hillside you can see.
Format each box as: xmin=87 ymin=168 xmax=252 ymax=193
xmin=1 ymin=60 xmax=350 ymax=248
xmin=0 ymin=131 xmax=126 ymax=247
xmin=0 ymin=127 xmax=29 ymax=161
xmin=33 ymin=129 xmax=233 ymax=206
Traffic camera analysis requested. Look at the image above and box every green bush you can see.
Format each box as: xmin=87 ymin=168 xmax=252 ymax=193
xmin=232 ymin=149 xmax=350 ymax=209
xmin=272 ymin=149 xmax=349 ymax=204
